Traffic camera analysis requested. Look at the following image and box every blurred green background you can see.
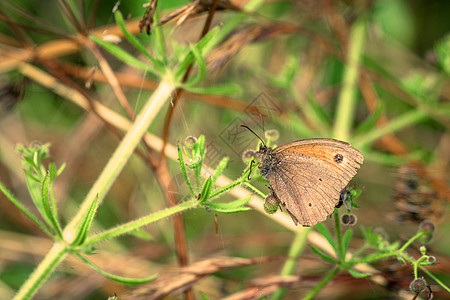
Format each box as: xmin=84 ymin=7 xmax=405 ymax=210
xmin=0 ymin=0 xmax=449 ymax=299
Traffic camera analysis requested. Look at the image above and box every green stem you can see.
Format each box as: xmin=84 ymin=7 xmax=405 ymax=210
xmin=357 ymin=110 xmax=428 ymax=148
xmin=302 ymin=266 xmax=340 ymax=300
xmin=63 ymin=80 xmax=175 ymax=243
xmin=333 ymin=17 xmax=367 ymax=140
xmin=13 ymin=243 xmax=68 ymax=300
xmin=209 ymin=176 xmax=247 ymax=198
xmin=271 ymin=227 xmax=312 ymax=300
xmin=334 ymin=210 xmax=344 ymax=261
xmin=84 ymin=199 xmax=197 ymax=245
xmin=420 ymin=266 xmax=450 ymax=293
xmin=399 ymin=231 xmax=425 ymax=252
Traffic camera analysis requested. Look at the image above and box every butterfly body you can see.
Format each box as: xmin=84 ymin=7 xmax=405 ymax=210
xmin=257 ymin=138 xmax=364 ymax=226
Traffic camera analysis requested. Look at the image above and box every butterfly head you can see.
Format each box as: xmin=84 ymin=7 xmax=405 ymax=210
xmin=240 ymin=124 xmax=275 ymax=178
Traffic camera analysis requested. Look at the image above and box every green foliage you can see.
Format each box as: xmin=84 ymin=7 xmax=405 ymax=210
xmin=2 ymin=144 xmax=159 ymax=299
xmin=435 ymin=33 xmax=450 ymax=75
xmin=1 ymin=0 xmax=450 ymax=299
xmin=178 ymin=135 xmax=252 ymax=213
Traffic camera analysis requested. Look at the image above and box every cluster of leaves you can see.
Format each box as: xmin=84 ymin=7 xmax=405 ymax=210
xmin=178 ymin=135 xmax=252 ymax=213
xmin=91 ymin=10 xmax=240 ymax=96
xmin=179 ymin=133 xmax=449 ymax=298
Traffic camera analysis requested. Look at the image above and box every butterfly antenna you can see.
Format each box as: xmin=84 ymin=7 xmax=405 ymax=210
xmin=241 ymin=124 xmax=265 ymax=146
xmin=259 ymin=114 xmax=266 ymax=137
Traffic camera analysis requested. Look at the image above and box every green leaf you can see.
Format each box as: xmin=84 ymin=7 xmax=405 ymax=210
xmin=128 ymin=229 xmax=154 ymax=241
xmin=0 ymin=181 xmax=53 ymax=236
xmin=90 ymin=35 xmax=150 ymax=72
xmin=41 ymin=172 xmax=62 ymax=238
xmin=200 ymin=292 xmax=210 ymax=300
xmin=310 ymin=246 xmax=338 ymax=264
xmin=75 ymin=253 xmax=157 ymax=284
xmin=56 ymin=163 xmax=66 ymax=177
xmin=183 ymin=43 xmax=207 ymax=86
xmin=151 ymin=8 xmax=167 ymax=65
xmin=25 ymin=170 xmax=45 ymax=209
xmin=183 ymin=84 xmax=241 ymax=96
xmin=47 ymin=163 xmax=60 ymax=223
xmin=315 ymin=223 xmax=337 ymax=252
xmin=23 ymin=157 xmax=39 ymax=178
xmin=198 ymin=177 xmax=213 ymax=203
xmin=205 ymin=204 xmax=251 ymax=214
xmin=203 ymin=196 xmax=252 ymax=213
xmin=114 ymin=10 xmax=164 ymax=73
xmin=48 ymin=162 xmax=56 ymax=181
xmin=343 ymin=229 xmax=353 ymax=255
xmin=175 ymin=27 xmax=219 ymax=79
xmin=178 ymin=143 xmax=194 ymax=196
xmin=196 ymin=26 xmax=220 ymax=52
xmin=347 ymin=268 xmax=371 ymax=278
xmin=194 ymin=135 xmax=206 ymax=159
xmin=212 ymin=157 xmax=229 ymax=184
xmin=183 ymin=145 xmax=193 ymax=161
xmin=71 ymin=194 xmax=99 ymax=246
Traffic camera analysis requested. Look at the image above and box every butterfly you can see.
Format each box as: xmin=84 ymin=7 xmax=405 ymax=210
xmin=243 ymin=126 xmax=364 ymax=226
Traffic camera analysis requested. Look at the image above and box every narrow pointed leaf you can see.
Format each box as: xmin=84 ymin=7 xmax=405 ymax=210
xmin=198 ymin=177 xmax=212 ymax=203
xmin=41 ymin=172 xmax=62 ymax=237
xmin=49 ymin=163 xmax=56 ymax=181
xmin=197 ymin=135 xmax=206 ymax=160
xmin=129 ymin=229 xmax=154 ymax=241
xmin=183 ymin=84 xmax=241 ymax=96
xmin=310 ymin=246 xmax=338 ymax=264
xmin=151 ymin=9 xmax=167 ymax=65
xmin=347 ymin=268 xmax=371 ymax=278
xmin=204 ymin=196 xmax=252 ymax=213
xmin=75 ymin=253 xmax=157 ymax=284
xmin=178 ymin=143 xmax=194 ymax=196
xmin=315 ymin=223 xmax=337 ymax=252
xmin=183 ymin=145 xmax=193 ymax=160
xmin=343 ymin=229 xmax=353 ymax=255
xmin=56 ymin=163 xmax=66 ymax=177
xmin=90 ymin=35 xmax=149 ymax=72
xmin=0 ymin=182 xmax=53 ymax=236
xmin=204 ymin=204 xmax=251 ymax=213
xmin=176 ymin=27 xmax=219 ymax=78
xmin=212 ymin=157 xmax=229 ymax=184
xmin=25 ymin=172 xmax=45 ymax=211
xmin=207 ymin=196 xmax=252 ymax=209
xmin=114 ymin=10 xmax=164 ymax=72
xmin=184 ymin=43 xmax=206 ymax=87
xmin=71 ymin=194 xmax=99 ymax=246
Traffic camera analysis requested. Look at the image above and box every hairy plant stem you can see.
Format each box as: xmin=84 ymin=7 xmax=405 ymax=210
xmin=302 ymin=266 xmax=339 ymax=300
xmin=13 ymin=243 xmax=68 ymax=300
xmin=63 ymin=79 xmax=175 ymax=243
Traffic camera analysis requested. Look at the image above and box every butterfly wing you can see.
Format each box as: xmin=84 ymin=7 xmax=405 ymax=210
xmin=267 ymin=138 xmax=364 ymax=226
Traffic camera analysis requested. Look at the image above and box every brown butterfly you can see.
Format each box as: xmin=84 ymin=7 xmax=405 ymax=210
xmin=243 ymin=126 xmax=364 ymax=226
